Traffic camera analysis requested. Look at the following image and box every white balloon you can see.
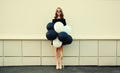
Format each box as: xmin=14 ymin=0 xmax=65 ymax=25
xmin=63 ymin=25 xmax=71 ymax=34
xmin=53 ymin=37 xmax=62 ymax=48
xmin=54 ymin=22 xmax=64 ymax=33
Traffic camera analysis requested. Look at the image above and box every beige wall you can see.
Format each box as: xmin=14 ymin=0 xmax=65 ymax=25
xmin=0 ymin=0 xmax=120 ymax=66
xmin=0 ymin=0 xmax=120 ymax=37
xmin=0 ymin=40 xmax=120 ymax=66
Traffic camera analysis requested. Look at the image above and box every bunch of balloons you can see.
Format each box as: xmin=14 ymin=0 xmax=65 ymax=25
xmin=46 ymin=21 xmax=73 ymax=48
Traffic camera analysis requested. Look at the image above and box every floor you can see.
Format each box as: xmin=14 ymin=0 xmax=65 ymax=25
xmin=0 ymin=66 xmax=120 ymax=73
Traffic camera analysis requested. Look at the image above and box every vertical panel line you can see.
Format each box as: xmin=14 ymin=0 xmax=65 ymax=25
xmin=116 ymin=40 xmax=118 ymax=65
xmin=79 ymin=40 xmax=80 ymax=65
xmin=97 ymin=40 xmax=99 ymax=66
xmin=40 ymin=40 xmax=42 ymax=65
xmin=3 ymin=40 xmax=4 ymax=66
xmin=21 ymin=40 xmax=23 ymax=65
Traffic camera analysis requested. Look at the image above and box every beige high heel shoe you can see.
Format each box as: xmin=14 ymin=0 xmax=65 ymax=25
xmin=56 ymin=63 xmax=59 ymax=70
xmin=59 ymin=64 xmax=62 ymax=69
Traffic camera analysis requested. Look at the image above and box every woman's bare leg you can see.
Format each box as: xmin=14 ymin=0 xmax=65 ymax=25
xmin=55 ymin=48 xmax=59 ymax=69
xmin=59 ymin=46 xmax=63 ymax=69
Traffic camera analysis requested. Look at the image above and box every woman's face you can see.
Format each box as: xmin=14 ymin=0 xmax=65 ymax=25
xmin=56 ymin=8 xmax=62 ymax=16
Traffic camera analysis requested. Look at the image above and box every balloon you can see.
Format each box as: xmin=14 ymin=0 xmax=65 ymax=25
xmin=62 ymin=35 xmax=73 ymax=45
xmin=53 ymin=37 xmax=62 ymax=48
xmin=47 ymin=22 xmax=54 ymax=30
xmin=62 ymin=38 xmax=67 ymax=45
xmin=66 ymin=35 xmax=73 ymax=44
xmin=54 ymin=22 xmax=64 ymax=33
xmin=58 ymin=32 xmax=68 ymax=42
xmin=46 ymin=30 xmax=58 ymax=40
xmin=63 ymin=25 xmax=71 ymax=34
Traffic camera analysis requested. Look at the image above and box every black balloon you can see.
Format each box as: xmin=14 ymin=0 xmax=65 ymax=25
xmin=62 ymin=39 xmax=68 ymax=45
xmin=46 ymin=30 xmax=58 ymax=40
xmin=62 ymin=35 xmax=73 ymax=45
xmin=66 ymin=35 xmax=73 ymax=44
xmin=47 ymin=22 xmax=54 ymax=30
xmin=58 ymin=32 xmax=68 ymax=42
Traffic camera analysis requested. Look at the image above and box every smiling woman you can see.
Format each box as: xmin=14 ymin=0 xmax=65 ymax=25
xmin=46 ymin=7 xmax=73 ymax=70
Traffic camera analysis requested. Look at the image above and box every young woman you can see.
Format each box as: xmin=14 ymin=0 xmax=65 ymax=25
xmin=52 ymin=7 xmax=66 ymax=70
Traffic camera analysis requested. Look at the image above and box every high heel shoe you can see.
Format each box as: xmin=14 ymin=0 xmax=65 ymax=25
xmin=59 ymin=57 xmax=64 ymax=69
xmin=56 ymin=63 xmax=59 ymax=70
xmin=59 ymin=61 xmax=64 ymax=69
xmin=59 ymin=62 xmax=62 ymax=69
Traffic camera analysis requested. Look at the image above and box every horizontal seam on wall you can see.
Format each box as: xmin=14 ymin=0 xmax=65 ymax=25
xmin=41 ymin=56 xmax=79 ymax=57
xmin=1 ymin=56 xmax=120 ymax=57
